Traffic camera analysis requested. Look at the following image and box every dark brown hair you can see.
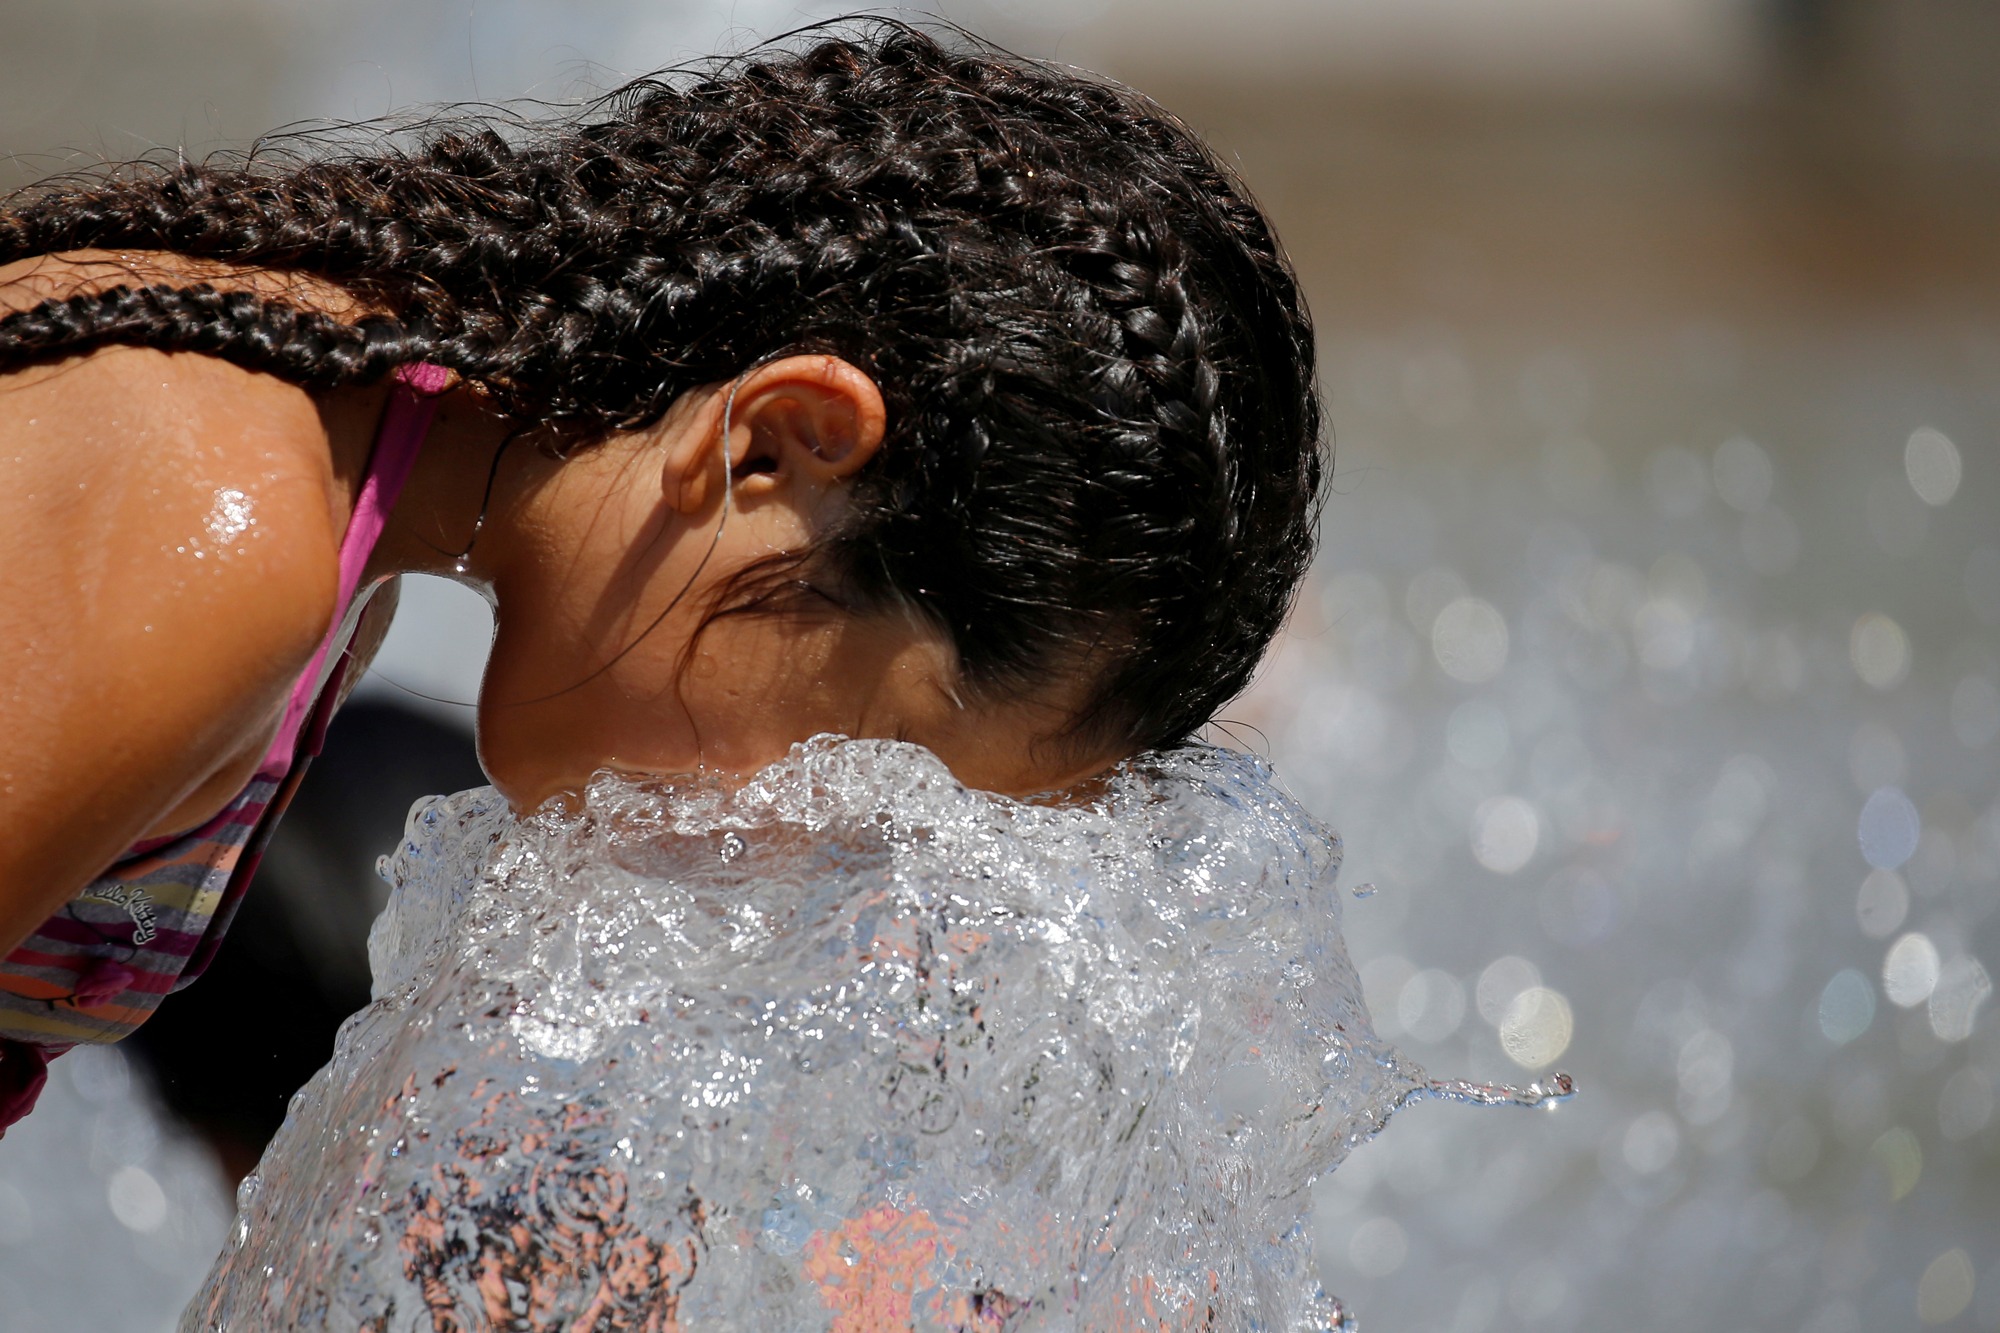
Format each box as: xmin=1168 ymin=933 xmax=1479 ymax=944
xmin=0 ymin=21 xmax=1324 ymax=756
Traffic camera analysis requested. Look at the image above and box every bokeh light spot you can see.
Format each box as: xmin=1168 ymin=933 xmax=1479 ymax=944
xmin=1818 ymin=969 xmax=1876 ymax=1045
xmin=1397 ymin=968 xmax=1468 ymax=1043
xmin=1476 ymin=955 xmax=1543 ymax=1025
xmin=106 ymin=1165 xmax=168 ymax=1234
xmin=1903 ymin=428 xmax=1963 ymax=507
xmin=1850 ymin=613 xmax=1911 ymax=690
xmin=1855 ymin=869 xmax=1909 ymax=940
xmin=1712 ymin=434 xmax=1774 ymax=513
xmin=1472 ymin=797 xmax=1540 ymax=874
xmin=1937 ymin=1067 xmax=1995 ymax=1142
xmin=1927 ymin=956 xmax=1992 ymax=1042
xmin=1915 ymin=1247 xmax=1975 ymax=1324
xmin=1883 ymin=933 xmax=1942 ymax=1009
xmin=1347 ymin=1216 xmax=1410 ymax=1278
xmin=1858 ymin=787 xmax=1922 ymax=870
xmin=1432 ymin=597 xmax=1510 ymax=683
xmin=1870 ymin=1126 xmax=1922 ymax=1201
xmin=1499 ymin=986 xmax=1573 ymax=1069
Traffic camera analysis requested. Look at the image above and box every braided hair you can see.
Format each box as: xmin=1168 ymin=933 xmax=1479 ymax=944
xmin=0 ymin=22 xmax=1323 ymax=758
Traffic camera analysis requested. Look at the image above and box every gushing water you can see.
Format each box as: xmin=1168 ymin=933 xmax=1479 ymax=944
xmin=185 ymin=737 xmax=1564 ymax=1331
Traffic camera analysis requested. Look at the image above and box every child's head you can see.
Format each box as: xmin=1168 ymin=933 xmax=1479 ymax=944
xmin=0 ymin=23 xmax=1322 ymax=796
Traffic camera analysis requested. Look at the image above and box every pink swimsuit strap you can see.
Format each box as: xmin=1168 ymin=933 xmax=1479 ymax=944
xmin=259 ymin=361 xmax=452 ymax=776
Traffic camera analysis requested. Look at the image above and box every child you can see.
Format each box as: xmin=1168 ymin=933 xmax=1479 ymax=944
xmin=0 ymin=23 xmax=1322 ymax=1130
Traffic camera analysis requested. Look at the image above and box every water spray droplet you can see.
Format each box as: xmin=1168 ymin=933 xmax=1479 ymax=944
xmin=1351 ymin=882 xmax=1378 ymax=899
xmin=1415 ymin=1071 xmax=1577 ymax=1111
xmin=719 ymin=832 xmax=747 ymax=862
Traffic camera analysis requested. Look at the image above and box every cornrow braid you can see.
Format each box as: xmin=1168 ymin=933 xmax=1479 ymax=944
xmin=0 ymin=20 xmax=1324 ymax=757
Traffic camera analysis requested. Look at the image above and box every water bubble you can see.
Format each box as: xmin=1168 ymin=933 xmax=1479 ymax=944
xmin=1915 ymin=1247 xmax=1976 ymax=1324
xmin=1904 ymin=428 xmax=1963 ymax=507
xmin=1950 ymin=675 xmax=2000 ymax=748
xmin=1927 ymin=956 xmax=1992 ymax=1042
xmin=1818 ymin=969 xmax=1876 ymax=1045
xmin=1433 ymin=597 xmax=1510 ymax=683
xmin=1858 ymin=787 xmax=1922 ymax=869
xmin=1883 ymin=932 xmax=1942 ymax=1008
xmin=107 ymin=1166 xmax=169 ymax=1233
xmin=1850 ymin=614 xmax=1911 ymax=689
xmin=1471 ymin=797 xmax=1540 ymax=874
xmin=1855 ymin=869 xmax=1910 ymax=940
xmin=1498 ymin=986 xmax=1574 ymax=1069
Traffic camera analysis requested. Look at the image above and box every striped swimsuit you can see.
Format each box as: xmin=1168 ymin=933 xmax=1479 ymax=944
xmin=0 ymin=362 xmax=450 ymax=1132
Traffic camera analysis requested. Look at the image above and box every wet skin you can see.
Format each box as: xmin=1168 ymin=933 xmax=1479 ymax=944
xmin=0 ymin=251 xmax=1118 ymax=952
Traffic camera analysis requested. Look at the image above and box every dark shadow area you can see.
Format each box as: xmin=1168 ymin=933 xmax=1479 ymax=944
xmin=126 ymin=700 xmax=485 ymax=1181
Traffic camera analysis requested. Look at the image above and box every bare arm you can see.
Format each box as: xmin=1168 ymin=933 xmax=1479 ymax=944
xmin=0 ymin=343 xmax=342 ymax=950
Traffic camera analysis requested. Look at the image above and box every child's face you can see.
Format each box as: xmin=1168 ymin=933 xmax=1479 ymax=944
xmin=458 ymin=357 xmax=1117 ymax=812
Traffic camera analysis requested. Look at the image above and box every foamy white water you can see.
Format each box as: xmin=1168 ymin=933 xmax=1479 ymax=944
xmin=185 ymin=738 xmax=1469 ymax=1331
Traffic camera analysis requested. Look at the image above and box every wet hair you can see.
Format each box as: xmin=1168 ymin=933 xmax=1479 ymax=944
xmin=0 ymin=21 xmax=1322 ymax=758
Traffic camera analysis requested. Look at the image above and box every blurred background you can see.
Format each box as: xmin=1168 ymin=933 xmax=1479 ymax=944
xmin=1 ymin=1 xmax=1996 ymax=1329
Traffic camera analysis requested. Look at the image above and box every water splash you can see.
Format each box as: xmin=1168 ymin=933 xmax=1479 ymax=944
xmin=1407 ymin=1071 xmax=1576 ymax=1112
xmin=185 ymin=738 xmax=1565 ymax=1331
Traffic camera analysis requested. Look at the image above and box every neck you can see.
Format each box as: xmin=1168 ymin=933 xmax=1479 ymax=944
xmin=365 ymin=387 xmax=524 ymax=588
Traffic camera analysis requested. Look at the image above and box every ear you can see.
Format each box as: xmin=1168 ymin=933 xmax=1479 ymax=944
xmin=723 ymin=355 xmax=887 ymax=490
xmin=659 ymin=356 xmax=885 ymax=515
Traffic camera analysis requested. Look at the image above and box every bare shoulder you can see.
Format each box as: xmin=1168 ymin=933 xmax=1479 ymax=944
xmin=0 ymin=336 xmax=346 ymax=682
xmin=0 ymin=339 xmax=345 ymax=915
